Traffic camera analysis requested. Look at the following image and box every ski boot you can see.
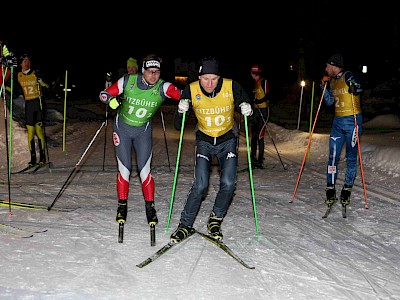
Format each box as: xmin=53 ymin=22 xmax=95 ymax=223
xmin=170 ymin=223 xmax=194 ymax=244
xmin=116 ymin=200 xmax=127 ymax=224
xmin=207 ymin=211 xmax=223 ymax=241
xmin=325 ymin=185 xmax=337 ymax=205
xmin=145 ymin=201 xmax=158 ymax=226
xmin=256 ymin=157 xmax=264 ymax=169
xmin=28 ymin=150 xmax=37 ymax=168
xmin=39 ymin=145 xmax=46 ymax=167
xmin=340 ymin=184 xmax=352 ymax=205
xmin=250 ymin=155 xmax=257 ymax=168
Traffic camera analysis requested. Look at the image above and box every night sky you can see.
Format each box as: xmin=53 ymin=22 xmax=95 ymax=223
xmin=2 ymin=3 xmax=398 ymax=99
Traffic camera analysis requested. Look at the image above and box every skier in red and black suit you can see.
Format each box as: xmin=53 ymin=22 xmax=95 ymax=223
xmin=99 ymin=54 xmax=181 ymax=227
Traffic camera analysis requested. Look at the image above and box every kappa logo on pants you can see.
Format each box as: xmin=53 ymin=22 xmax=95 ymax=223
xmin=226 ymin=152 xmax=236 ymax=159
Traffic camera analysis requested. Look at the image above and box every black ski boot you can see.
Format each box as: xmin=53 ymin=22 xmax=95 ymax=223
xmin=325 ymin=185 xmax=337 ymax=205
xmin=116 ymin=200 xmax=127 ymax=224
xmin=340 ymin=184 xmax=352 ymax=205
xmin=207 ymin=211 xmax=223 ymax=241
xmin=145 ymin=201 xmax=158 ymax=226
xmin=250 ymin=155 xmax=257 ymax=168
xmin=170 ymin=223 xmax=194 ymax=243
xmin=39 ymin=144 xmax=46 ymax=167
xmin=256 ymin=157 xmax=264 ymax=169
xmin=28 ymin=152 xmax=37 ymax=168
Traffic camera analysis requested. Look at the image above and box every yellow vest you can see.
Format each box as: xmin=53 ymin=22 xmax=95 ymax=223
xmin=331 ymin=72 xmax=361 ymax=116
xmin=18 ymin=71 xmax=41 ymax=101
xmin=254 ymin=78 xmax=268 ymax=108
xmin=190 ymin=79 xmax=235 ymax=137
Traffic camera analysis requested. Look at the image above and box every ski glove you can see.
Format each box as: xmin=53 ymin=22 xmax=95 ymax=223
xmin=109 ymin=97 xmax=121 ymax=109
xmin=1 ymin=56 xmax=17 ymax=68
xmin=38 ymin=78 xmax=50 ymax=88
xmin=321 ymin=75 xmax=331 ymax=85
xmin=2 ymin=45 xmax=10 ymax=57
xmin=178 ymin=99 xmax=190 ymax=113
xmin=240 ymin=102 xmax=253 ymax=117
xmin=348 ymin=81 xmax=362 ymax=95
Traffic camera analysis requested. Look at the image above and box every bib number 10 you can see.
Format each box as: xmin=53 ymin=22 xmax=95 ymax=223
xmin=127 ymin=106 xmax=151 ymax=119
xmin=204 ymin=115 xmax=226 ymax=127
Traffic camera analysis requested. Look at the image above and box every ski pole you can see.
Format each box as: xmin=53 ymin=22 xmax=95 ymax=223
xmin=237 ymin=112 xmax=241 ymax=152
xmin=307 ymin=81 xmax=315 ymax=160
xmin=102 ymin=106 xmax=108 ymax=171
xmin=48 ymin=121 xmax=105 ymax=211
xmin=9 ymin=66 xmax=14 ymax=182
xmin=350 ymin=89 xmax=368 ymax=208
xmin=243 ymin=112 xmax=259 ymax=237
xmin=291 ymin=83 xmax=326 ymax=203
xmin=102 ymin=74 xmax=112 ymax=171
xmin=256 ymin=106 xmax=286 ymax=170
xmin=8 ymin=65 xmax=15 ymax=213
xmin=165 ymin=108 xmax=187 ymax=232
xmin=1 ymin=52 xmax=12 ymax=215
xmin=160 ymin=108 xmax=171 ymax=172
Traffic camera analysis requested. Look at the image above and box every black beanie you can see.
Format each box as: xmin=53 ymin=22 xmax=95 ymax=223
xmin=327 ymin=54 xmax=343 ymax=68
xmin=199 ymin=57 xmax=219 ymax=75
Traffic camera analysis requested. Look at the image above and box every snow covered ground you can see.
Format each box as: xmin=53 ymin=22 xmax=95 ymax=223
xmin=1 ymin=100 xmax=400 ymax=300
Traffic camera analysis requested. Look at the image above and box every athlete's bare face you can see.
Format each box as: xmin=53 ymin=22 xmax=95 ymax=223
xmin=199 ymin=74 xmax=220 ymax=94
xmin=21 ymin=58 xmax=31 ymax=72
xmin=143 ymin=68 xmax=161 ymax=85
xmin=127 ymin=65 xmax=138 ymax=75
xmin=325 ymin=64 xmax=341 ymax=78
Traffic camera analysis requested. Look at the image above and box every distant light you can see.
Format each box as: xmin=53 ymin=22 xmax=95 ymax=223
xmin=175 ymin=76 xmax=188 ymax=86
xmin=300 ymin=80 xmax=305 ymax=87
xmin=362 ymin=66 xmax=367 ymax=73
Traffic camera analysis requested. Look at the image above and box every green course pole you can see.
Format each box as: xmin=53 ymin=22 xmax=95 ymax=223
xmin=8 ymin=66 xmax=14 ymax=182
xmin=244 ymin=114 xmax=260 ymax=237
xmin=165 ymin=110 xmax=187 ymax=233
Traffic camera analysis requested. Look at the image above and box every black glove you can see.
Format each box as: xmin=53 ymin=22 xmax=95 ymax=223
xmin=348 ymin=84 xmax=357 ymax=94
xmin=1 ymin=55 xmax=18 ymax=68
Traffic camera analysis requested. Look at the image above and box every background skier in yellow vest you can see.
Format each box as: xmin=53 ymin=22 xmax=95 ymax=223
xmin=250 ymin=64 xmax=270 ymax=169
xmin=16 ymin=53 xmax=49 ymax=168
